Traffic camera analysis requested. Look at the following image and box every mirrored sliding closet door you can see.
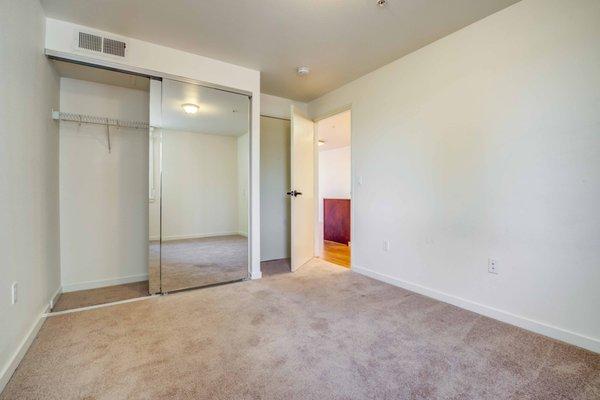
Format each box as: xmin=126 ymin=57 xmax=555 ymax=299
xmin=149 ymin=78 xmax=250 ymax=293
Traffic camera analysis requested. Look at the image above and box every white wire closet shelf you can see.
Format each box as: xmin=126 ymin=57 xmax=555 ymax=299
xmin=51 ymin=110 xmax=150 ymax=130
xmin=52 ymin=110 xmax=150 ymax=153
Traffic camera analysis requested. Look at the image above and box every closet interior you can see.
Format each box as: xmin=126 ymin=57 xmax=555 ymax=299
xmin=50 ymin=60 xmax=250 ymax=312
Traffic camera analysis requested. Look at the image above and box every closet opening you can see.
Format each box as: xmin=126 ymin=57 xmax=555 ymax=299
xmin=259 ymin=115 xmax=293 ymax=276
xmin=50 ymin=59 xmax=153 ymax=312
xmin=49 ymin=58 xmax=252 ymax=312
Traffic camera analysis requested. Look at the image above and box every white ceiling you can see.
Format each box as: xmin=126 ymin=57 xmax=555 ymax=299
xmin=41 ymin=0 xmax=519 ymax=102
xmin=162 ymin=79 xmax=249 ymax=136
xmin=317 ymin=110 xmax=351 ymax=152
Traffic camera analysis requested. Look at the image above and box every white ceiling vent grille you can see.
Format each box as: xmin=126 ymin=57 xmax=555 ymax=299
xmin=78 ymin=32 xmax=102 ymax=52
xmin=103 ymin=38 xmax=126 ymax=57
xmin=76 ymin=31 xmax=127 ymax=58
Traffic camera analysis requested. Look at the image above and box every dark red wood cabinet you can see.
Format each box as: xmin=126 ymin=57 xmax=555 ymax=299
xmin=323 ymin=199 xmax=351 ymax=245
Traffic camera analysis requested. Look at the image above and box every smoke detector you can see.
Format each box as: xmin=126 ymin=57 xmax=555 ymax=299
xmin=377 ymin=0 xmax=388 ymax=7
xmin=297 ymin=66 xmax=310 ymax=76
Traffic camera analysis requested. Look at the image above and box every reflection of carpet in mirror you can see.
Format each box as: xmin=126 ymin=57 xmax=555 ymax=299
xmin=160 ymin=235 xmax=249 ymax=292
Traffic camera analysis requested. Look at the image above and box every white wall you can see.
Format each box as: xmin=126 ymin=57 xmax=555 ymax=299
xmin=45 ymin=18 xmax=263 ymax=279
xmin=237 ymin=133 xmax=249 ymax=236
xmin=0 ymin=0 xmax=61 ymax=391
xmin=308 ymin=0 xmax=600 ymax=352
xmin=261 ymin=93 xmax=307 ymax=120
xmin=159 ymin=130 xmax=240 ymax=240
xmin=318 ymin=146 xmax=352 ymax=222
xmin=260 ymin=116 xmax=291 ymax=261
xmin=59 ymin=78 xmax=149 ymax=291
xmin=317 ymin=146 xmax=351 ymax=252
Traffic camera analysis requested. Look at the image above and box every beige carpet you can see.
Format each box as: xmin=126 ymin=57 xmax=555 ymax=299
xmin=2 ymin=259 xmax=599 ymax=399
xmin=260 ymin=258 xmax=291 ymax=276
xmin=156 ymin=235 xmax=249 ymax=293
xmin=52 ymin=281 xmax=149 ymax=312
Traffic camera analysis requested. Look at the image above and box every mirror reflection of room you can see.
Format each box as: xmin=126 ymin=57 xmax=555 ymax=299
xmin=155 ymin=79 xmax=250 ymax=292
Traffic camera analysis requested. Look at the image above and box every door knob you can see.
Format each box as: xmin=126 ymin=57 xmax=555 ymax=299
xmin=286 ymin=190 xmax=302 ymax=197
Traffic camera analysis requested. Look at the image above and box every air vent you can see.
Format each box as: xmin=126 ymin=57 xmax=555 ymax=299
xmin=78 ymin=32 xmax=102 ymax=52
xmin=103 ymin=38 xmax=126 ymax=57
xmin=76 ymin=31 xmax=127 ymax=58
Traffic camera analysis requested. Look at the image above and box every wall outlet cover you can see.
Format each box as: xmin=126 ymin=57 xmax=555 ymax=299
xmin=488 ymin=259 xmax=498 ymax=274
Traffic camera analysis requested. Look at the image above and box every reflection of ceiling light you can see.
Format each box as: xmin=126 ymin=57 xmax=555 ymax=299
xmin=318 ymin=140 xmax=325 ymax=146
xmin=297 ymin=66 xmax=310 ymax=76
xmin=181 ymin=103 xmax=199 ymax=114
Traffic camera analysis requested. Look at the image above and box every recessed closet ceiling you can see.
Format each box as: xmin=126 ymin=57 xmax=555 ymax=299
xmin=53 ymin=60 xmax=150 ymax=91
xmin=162 ymin=79 xmax=249 ymax=137
xmin=41 ymin=0 xmax=520 ymax=102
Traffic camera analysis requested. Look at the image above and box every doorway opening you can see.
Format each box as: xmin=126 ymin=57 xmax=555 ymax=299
xmin=316 ymin=110 xmax=351 ymax=268
xmin=260 ymin=107 xmax=352 ymax=275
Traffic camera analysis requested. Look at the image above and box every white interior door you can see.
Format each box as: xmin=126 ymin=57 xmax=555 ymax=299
xmin=290 ymin=106 xmax=315 ymax=271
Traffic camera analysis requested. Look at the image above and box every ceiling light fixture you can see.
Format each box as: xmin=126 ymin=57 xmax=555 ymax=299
xmin=181 ymin=103 xmax=199 ymax=114
xmin=318 ymin=140 xmax=326 ymax=146
xmin=297 ymin=66 xmax=310 ymax=76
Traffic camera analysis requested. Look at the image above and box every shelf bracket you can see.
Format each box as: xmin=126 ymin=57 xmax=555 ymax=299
xmin=106 ymin=118 xmax=111 ymax=153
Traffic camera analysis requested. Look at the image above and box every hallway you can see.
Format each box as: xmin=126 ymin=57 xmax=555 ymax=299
xmin=322 ymin=240 xmax=351 ymax=268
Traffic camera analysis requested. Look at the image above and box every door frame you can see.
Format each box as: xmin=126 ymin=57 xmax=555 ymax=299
xmin=312 ymin=105 xmax=353 ymax=268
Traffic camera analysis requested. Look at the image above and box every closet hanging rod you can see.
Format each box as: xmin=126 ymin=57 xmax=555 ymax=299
xmin=51 ymin=110 xmax=150 ymax=130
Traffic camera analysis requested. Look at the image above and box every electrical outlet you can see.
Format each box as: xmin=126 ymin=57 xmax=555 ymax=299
xmin=383 ymin=240 xmax=390 ymax=252
xmin=11 ymin=282 xmax=18 ymax=304
xmin=488 ymin=259 xmax=498 ymax=274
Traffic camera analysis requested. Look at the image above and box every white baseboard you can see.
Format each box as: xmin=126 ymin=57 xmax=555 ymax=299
xmin=0 ymin=288 xmax=57 ymax=393
xmin=62 ymin=273 xmax=148 ymax=293
xmin=251 ymin=270 xmax=262 ymax=280
xmin=353 ymin=265 xmax=600 ymax=354
xmin=159 ymin=231 xmax=242 ymax=242
xmin=49 ymin=286 xmax=62 ymax=310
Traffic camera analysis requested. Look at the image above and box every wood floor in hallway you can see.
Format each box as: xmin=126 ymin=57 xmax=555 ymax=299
xmin=322 ymin=240 xmax=351 ymax=268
